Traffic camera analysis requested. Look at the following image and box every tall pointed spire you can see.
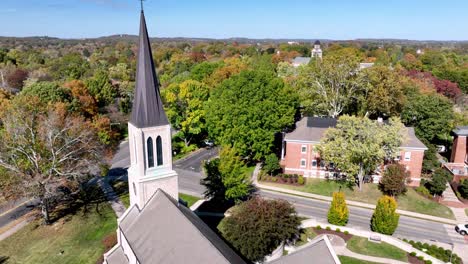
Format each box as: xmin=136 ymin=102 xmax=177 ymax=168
xmin=130 ymin=10 xmax=169 ymax=128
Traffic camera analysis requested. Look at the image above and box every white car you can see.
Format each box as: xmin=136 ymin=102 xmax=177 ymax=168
xmin=455 ymin=224 xmax=468 ymax=235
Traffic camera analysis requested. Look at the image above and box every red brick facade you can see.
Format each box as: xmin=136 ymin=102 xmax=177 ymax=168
xmin=281 ymin=141 xmax=425 ymax=187
xmin=450 ymin=136 xmax=467 ymax=164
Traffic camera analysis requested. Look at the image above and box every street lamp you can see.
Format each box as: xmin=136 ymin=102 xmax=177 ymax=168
xmin=449 ymin=242 xmax=454 ymax=263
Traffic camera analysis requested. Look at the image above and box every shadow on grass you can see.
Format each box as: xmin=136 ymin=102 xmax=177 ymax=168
xmin=47 ymin=184 xmax=110 ymax=225
xmin=0 ymin=256 xmax=9 ymax=264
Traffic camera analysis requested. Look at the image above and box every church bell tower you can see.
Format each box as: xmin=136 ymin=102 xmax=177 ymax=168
xmin=127 ymin=10 xmax=178 ymax=209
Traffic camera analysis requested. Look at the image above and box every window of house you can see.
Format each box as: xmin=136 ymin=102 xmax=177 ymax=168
xmin=312 ymin=159 xmax=317 ymax=167
xmin=301 ymin=145 xmax=307 ymax=154
xmin=320 ymin=160 xmax=325 ymax=168
xmin=404 ymin=152 xmax=411 ymax=161
xmin=156 ymin=136 xmax=163 ymax=166
xmin=147 ymin=137 xmax=154 ymax=168
xmin=300 ymin=159 xmax=306 ymax=167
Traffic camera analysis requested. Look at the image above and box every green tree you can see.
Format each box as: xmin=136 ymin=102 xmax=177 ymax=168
xmin=371 ymin=196 xmax=400 ymax=235
xmin=206 ymin=70 xmax=298 ymax=160
xmin=86 ymin=70 xmax=116 ymax=107
xmin=263 ymin=153 xmax=280 ymax=176
xmin=359 ymin=66 xmax=406 ymax=118
xmin=401 ymin=92 xmax=454 ymax=143
xmin=20 ymin=81 xmax=69 ymax=104
xmin=458 ymin=179 xmax=468 ymax=199
xmin=190 ymin=61 xmax=222 ymax=82
xmin=425 ymin=168 xmax=450 ymax=196
xmin=218 ymin=196 xmax=300 ymax=262
xmin=318 ymin=116 xmax=405 ymax=190
xmin=378 ymin=163 xmax=409 ymax=197
xmin=162 ymin=80 xmax=210 ymax=146
xmin=201 ymin=146 xmax=251 ymax=202
xmin=49 ymin=53 xmax=89 ymax=80
xmin=327 ymin=192 xmax=349 ymax=226
xmin=296 ymin=54 xmax=362 ymax=117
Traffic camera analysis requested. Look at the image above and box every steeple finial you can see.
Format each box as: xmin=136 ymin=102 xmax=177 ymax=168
xmin=140 ymin=0 xmax=145 ymax=12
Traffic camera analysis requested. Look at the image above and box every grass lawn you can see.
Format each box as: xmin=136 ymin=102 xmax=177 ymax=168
xmin=338 ymin=255 xmax=380 ymax=264
xmin=262 ymin=179 xmax=454 ymax=219
xmin=179 ymin=193 xmax=201 ymax=207
xmin=346 ymin=236 xmax=408 ymax=262
xmin=244 ymin=165 xmax=256 ymax=178
xmin=120 ymin=193 xmax=130 ymax=208
xmin=295 ymin=227 xmax=317 ymax=247
xmin=0 ymin=203 xmax=117 ymax=264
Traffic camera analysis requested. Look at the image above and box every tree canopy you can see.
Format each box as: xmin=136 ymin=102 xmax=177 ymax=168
xmin=206 ymin=70 xmax=298 ymax=160
xmin=318 ymin=115 xmax=405 ymax=189
xmin=218 ymin=196 xmax=300 ymax=262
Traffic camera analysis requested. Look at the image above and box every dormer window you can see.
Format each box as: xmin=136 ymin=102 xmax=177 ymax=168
xmin=156 ymin=136 xmax=163 ymax=166
xmin=147 ymin=137 xmax=154 ymax=168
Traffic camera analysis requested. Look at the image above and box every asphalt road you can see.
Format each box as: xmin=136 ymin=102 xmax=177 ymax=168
xmin=0 ymin=199 xmax=39 ymax=229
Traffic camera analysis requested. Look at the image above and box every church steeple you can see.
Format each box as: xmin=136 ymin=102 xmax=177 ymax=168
xmin=130 ymin=10 xmax=169 ymax=128
xmin=127 ymin=9 xmax=178 ymax=209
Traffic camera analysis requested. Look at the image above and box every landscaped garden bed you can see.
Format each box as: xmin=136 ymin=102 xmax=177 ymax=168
xmin=402 ymin=239 xmax=463 ymax=264
xmin=258 ymin=173 xmax=305 ymax=185
xmin=313 ymin=226 xmax=353 ymax=241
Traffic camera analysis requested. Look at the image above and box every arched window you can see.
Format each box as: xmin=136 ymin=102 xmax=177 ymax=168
xmin=147 ymin=137 xmax=154 ymax=168
xmin=156 ymin=136 xmax=163 ymax=166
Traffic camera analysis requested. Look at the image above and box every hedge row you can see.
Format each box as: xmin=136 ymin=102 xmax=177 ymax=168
xmin=402 ymin=239 xmax=462 ymax=264
xmin=259 ymin=173 xmax=305 ymax=185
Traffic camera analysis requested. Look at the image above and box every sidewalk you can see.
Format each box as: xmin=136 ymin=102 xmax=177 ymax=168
xmin=97 ymin=177 xmax=127 ymax=218
xmin=251 ymin=163 xmax=458 ymax=225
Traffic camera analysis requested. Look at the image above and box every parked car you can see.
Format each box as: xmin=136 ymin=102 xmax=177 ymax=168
xmin=204 ymin=139 xmax=214 ymax=148
xmin=455 ymin=223 xmax=468 ymax=235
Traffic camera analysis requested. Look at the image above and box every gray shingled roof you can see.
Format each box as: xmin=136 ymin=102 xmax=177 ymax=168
xmin=285 ymin=117 xmax=427 ymax=149
xmin=130 ymin=11 xmax=169 ymax=128
xmin=401 ymin=127 xmax=428 ymax=150
xmin=105 ymin=246 xmax=128 ymax=264
xmin=292 ymin=57 xmax=311 ymax=65
xmin=285 ymin=117 xmax=336 ymax=143
xmin=453 ymin=126 xmax=468 ymax=136
xmin=269 ymin=235 xmax=339 ymax=264
xmin=118 ymin=189 xmax=247 ymax=264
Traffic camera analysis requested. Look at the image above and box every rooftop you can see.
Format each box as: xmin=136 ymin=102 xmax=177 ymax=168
xmin=114 ymin=189 xmax=246 ymax=264
xmin=269 ymin=235 xmax=340 ymax=264
xmin=285 ymin=116 xmax=427 ymax=150
xmin=453 ymin=126 xmax=468 ymax=136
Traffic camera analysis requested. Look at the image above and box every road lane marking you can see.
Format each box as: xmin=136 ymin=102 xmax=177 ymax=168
xmin=0 ymin=199 xmax=34 ymax=218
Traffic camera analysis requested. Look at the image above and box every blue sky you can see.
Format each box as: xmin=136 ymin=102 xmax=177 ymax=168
xmin=1 ymin=0 xmax=467 ymax=40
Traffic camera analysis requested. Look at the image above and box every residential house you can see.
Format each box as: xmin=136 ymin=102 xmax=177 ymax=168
xmin=281 ymin=117 xmax=428 ymax=186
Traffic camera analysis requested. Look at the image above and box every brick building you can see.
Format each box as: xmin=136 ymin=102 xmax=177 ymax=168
xmin=444 ymin=126 xmax=468 ymax=183
xmin=280 ymin=117 xmax=428 ymax=187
